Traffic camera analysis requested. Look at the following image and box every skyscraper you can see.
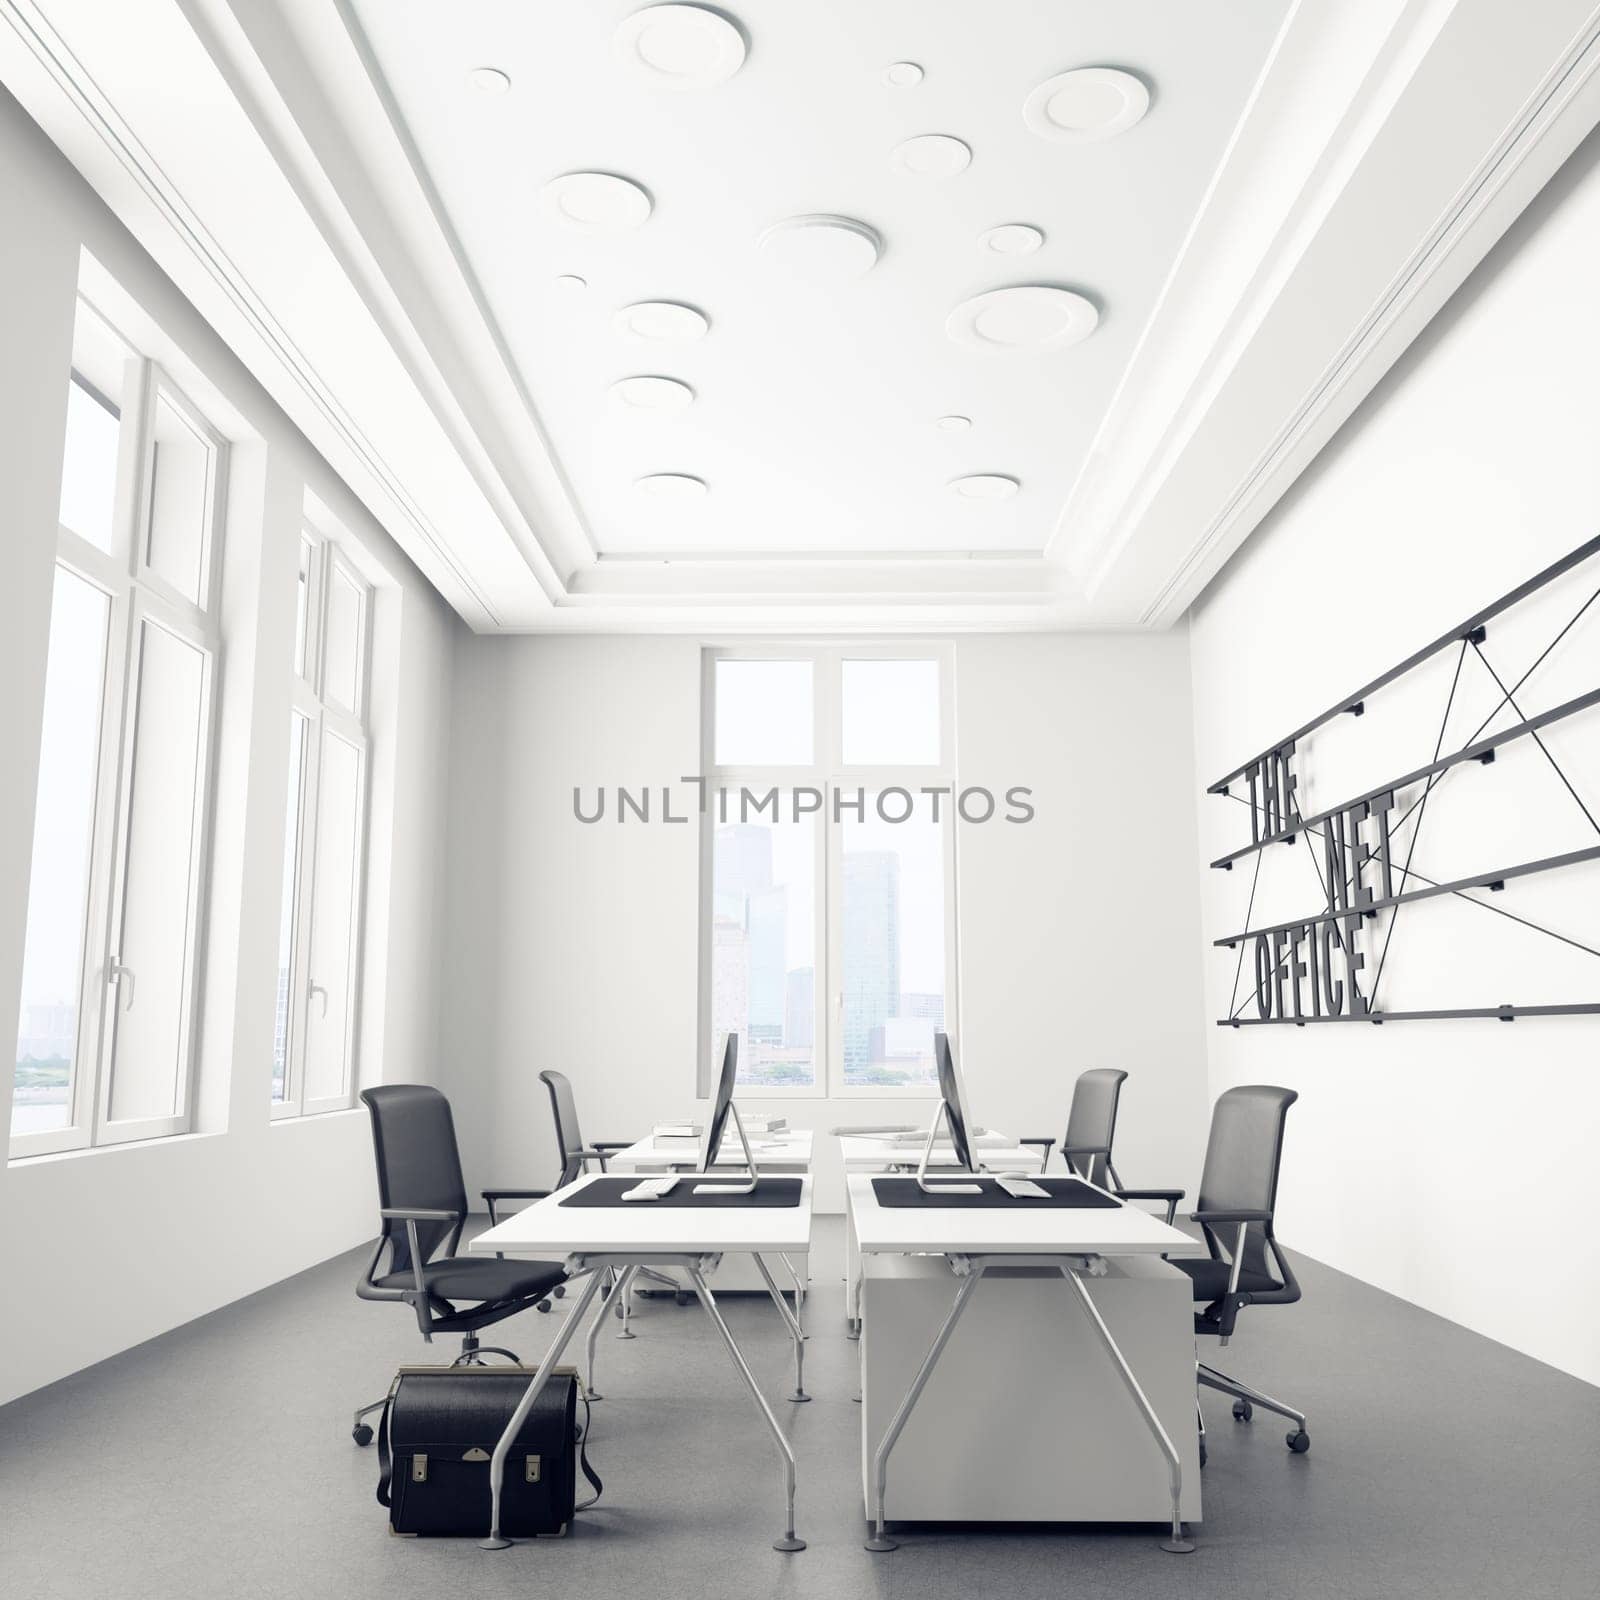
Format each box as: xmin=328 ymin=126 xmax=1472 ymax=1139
xmin=745 ymin=884 xmax=788 ymax=1043
xmin=842 ymin=849 xmax=899 ymax=1073
xmin=785 ymin=966 xmax=815 ymax=1049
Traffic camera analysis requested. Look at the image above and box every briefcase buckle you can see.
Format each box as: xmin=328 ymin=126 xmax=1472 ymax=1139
xmin=524 ymin=1455 xmax=541 ymax=1484
xmin=411 ymin=1454 xmax=428 ymax=1483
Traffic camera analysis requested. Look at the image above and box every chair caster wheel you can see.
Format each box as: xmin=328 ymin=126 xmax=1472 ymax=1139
xmin=1198 ymin=1439 xmax=1207 ymax=1468
xmin=613 ymin=1299 xmax=624 ymax=1319
xmin=537 ymin=1300 xmax=552 ymax=1313
xmin=675 ymin=1291 xmax=690 ymax=1307
xmin=1286 ymin=1429 xmax=1310 ymax=1453
xmin=352 ymin=1424 xmax=374 ymax=1447
xmin=1233 ymin=1399 xmax=1253 ymax=1421
xmin=553 ymin=1285 xmax=566 ymax=1299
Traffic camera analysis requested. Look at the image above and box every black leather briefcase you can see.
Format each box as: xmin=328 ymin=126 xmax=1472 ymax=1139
xmin=376 ymin=1365 xmax=600 ymax=1537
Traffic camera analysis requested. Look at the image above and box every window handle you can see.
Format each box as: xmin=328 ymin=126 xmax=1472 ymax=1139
xmin=110 ymin=961 xmax=136 ymax=1012
xmin=308 ymin=980 xmax=328 ymax=1019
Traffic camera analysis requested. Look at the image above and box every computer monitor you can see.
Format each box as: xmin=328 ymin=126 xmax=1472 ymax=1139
xmin=933 ymin=1031 xmax=976 ymax=1173
xmin=697 ymin=1033 xmax=739 ymax=1174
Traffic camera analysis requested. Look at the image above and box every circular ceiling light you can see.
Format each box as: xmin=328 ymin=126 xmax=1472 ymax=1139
xmin=947 ymin=285 xmax=1099 ymax=351
xmin=614 ymin=300 xmax=710 ymax=341
xmin=468 ymin=67 xmax=511 ymax=95
xmin=552 ymin=273 xmax=588 ymax=292
xmin=758 ymin=215 xmax=881 ymax=281
xmin=981 ymin=223 xmax=1044 ymax=256
xmin=949 ymin=474 xmax=1020 ymax=501
xmin=891 ymin=133 xmax=972 ymax=177
xmin=1023 ymin=67 xmax=1150 ymax=143
xmin=543 ymin=171 xmax=653 ymax=232
xmin=616 ymin=5 xmax=747 ymax=90
xmin=611 ymin=375 xmax=695 ymax=411
xmin=636 ymin=472 xmax=708 ymax=499
xmin=882 ymin=61 xmax=924 ymax=87
xmin=936 ymin=414 xmax=972 ymax=432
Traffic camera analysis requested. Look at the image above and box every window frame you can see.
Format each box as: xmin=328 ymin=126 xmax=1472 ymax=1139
xmin=11 ymin=327 xmax=228 ymax=1160
xmin=698 ymin=642 xmax=959 ymax=1100
xmin=271 ymin=529 xmax=373 ymax=1121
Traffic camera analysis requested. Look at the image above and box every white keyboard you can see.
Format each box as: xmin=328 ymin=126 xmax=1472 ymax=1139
xmin=995 ymin=1175 xmax=1050 ymax=1200
xmin=620 ymin=1176 xmax=680 ymax=1202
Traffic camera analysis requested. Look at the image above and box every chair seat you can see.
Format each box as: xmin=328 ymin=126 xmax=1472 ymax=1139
xmin=377 ymin=1256 xmax=566 ymax=1306
xmin=1173 ymin=1256 xmax=1282 ymax=1302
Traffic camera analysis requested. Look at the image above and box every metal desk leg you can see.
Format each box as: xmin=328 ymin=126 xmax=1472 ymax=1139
xmin=481 ymin=1268 xmax=606 ymax=1549
xmin=846 ymin=1209 xmax=862 ymax=1338
xmin=753 ymin=1253 xmax=810 ymax=1402
xmin=779 ymin=1251 xmax=806 ymax=1327
xmin=1059 ymin=1266 xmax=1194 ymax=1554
xmin=617 ymin=1266 xmax=637 ymax=1340
xmin=585 ymin=1265 xmax=636 ymax=1399
xmin=688 ymin=1267 xmax=806 ymax=1553
xmin=865 ymin=1267 xmax=983 ymax=1552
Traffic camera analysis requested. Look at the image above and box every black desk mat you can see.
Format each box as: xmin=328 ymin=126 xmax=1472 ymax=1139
xmin=870 ymin=1176 xmax=1120 ymax=1209
xmin=559 ymin=1176 xmax=804 ymax=1208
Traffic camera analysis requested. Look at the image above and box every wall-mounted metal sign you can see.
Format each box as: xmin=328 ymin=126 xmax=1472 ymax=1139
xmin=1207 ymin=534 xmax=1600 ymax=1026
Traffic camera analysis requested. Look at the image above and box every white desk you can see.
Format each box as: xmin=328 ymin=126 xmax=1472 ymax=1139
xmin=469 ymin=1174 xmax=814 ymax=1552
xmin=837 ymin=1133 xmax=1044 ymax=1335
xmin=846 ymin=1173 xmax=1204 ymax=1554
xmin=610 ymin=1132 xmax=813 ymax=1300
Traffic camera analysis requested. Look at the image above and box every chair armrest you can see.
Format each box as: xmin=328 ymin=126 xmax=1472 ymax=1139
xmin=380 ymin=1207 xmax=459 ymax=1223
xmin=481 ymin=1189 xmax=552 ymax=1225
xmin=1112 ymin=1187 xmax=1185 ymax=1224
xmin=376 ymin=1209 xmax=462 ymax=1309
xmin=1018 ymin=1137 xmax=1055 ymax=1169
xmin=591 ymin=1141 xmax=633 ymax=1153
xmin=1191 ymin=1208 xmax=1272 ymax=1226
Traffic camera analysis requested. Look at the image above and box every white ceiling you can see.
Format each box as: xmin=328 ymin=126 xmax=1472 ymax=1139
xmin=349 ymin=0 xmax=1289 ymax=562
xmin=5 ymin=0 xmax=1600 ymax=630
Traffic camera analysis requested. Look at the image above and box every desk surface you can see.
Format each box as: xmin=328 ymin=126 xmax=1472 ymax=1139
xmin=613 ymin=1130 xmax=814 ymax=1167
xmin=470 ymin=1173 xmax=815 ymax=1257
xmin=846 ymin=1174 xmax=1200 ymax=1258
xmin=839 ymin=1133 xmax=1043 ymax=1172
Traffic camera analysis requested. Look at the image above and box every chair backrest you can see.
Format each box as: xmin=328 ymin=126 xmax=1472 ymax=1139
xmin=540 ymin=1070 xmax=585 ymax=1186
xmin=361 ymin=1085 xmax=468 ymax=1274
xmin=1062 ymin=1067 xmax=1128 ymax=1184
xmin=1195 ymin=1084 xmax=1298 ymax=1281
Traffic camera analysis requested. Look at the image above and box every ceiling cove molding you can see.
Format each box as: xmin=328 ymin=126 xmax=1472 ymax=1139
xmin=1055 ymin=0 xmax=1600 ymax=629
xmin=0 ymin=0 xmax=512 ymax=628
xmin=1137 ymin=2 xmax=1600 ymax=626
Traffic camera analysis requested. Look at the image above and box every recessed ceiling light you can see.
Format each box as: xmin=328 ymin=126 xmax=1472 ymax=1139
xmin=981 ymin=223 xmax=1044 ymax=256
xmin=1023 ymin=67 xmax=1150 ymax=143
xmin=616 ymin=5 xmax=747 ymax=90
xmin=543 ymin=171 xmax=653 ymax=233
xmin=611 ymin=375 xmax=696 ymax=412
xmin=949 ymin=474 xmax=1020 ymax=501
xmin=468 ymin=67 xmax=511 ymax=95
xmin=759 ymin=215 xmax=882 ymax=281
xmin=891 ymin=134 xmax=972 ymax=178
xmin=636 ymin=472 xmax=708 ymax=499
xmin=552 ymin=274 xmax=588 ymax=292
xmin=614 ymin=301 xmax=711 ymax=342
xmin=947 ymin=286 xmax=1099 ymax=351
xmin=936 ymin=414 xmax=972 ymax=432
xmin=882 ymin=61 xmax=924 ymax=87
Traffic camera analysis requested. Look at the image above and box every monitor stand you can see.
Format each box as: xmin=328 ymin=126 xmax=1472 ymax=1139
xmin=692 ymin=1103 xmax=761 ymax=1195
xmin=914 ymin=1101 xmax=983 ymax=1195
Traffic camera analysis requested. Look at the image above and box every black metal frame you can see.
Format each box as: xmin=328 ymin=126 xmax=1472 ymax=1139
xmin=1207 ymin=535 xmax=1600 ymax=1026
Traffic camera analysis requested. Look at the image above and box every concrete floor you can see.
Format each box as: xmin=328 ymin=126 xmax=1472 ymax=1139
xmin=2 ymin=1217 xmax=1596 ymax=1599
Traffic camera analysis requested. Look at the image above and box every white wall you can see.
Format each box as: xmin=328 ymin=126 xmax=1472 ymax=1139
xmin=0 ymin=87 xmax=457 ymax=1404
xmin=1189 ymin=129 xmax=1600 ymax=1386
xmin=440 ymin=631 xmax=1210 ymax=1213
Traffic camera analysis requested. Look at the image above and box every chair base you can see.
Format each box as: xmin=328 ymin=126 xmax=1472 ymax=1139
xmin=1197 ymin=1362 xmax=1308 ymax=1443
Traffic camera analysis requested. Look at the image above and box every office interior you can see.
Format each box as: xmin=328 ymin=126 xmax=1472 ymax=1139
xmin=2 ymin=4 xmax=1598 ymax=1596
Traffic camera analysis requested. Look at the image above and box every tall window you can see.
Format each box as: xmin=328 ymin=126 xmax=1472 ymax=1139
xmin=272 ymin=527 xmax=371 ymax=1117
xmin=702 ymin=647 xmax=957 ymax=1095
xmin=12 ymin=301 xmax=226 ymax=1158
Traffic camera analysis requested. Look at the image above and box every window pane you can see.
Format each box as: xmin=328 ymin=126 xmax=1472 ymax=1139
xmin=322 ymin=561 xmax=365 ymax=716
xmin=711 ymin=814 xmax=815 ymax=1087
xmin=273 ymin=715 xmax=309 ymax=1103
xmin=842 ymin=658 xmax=941 ymax=765
xmin=145 ymin=391 xmax=214 ymax=605
xmin=13 ymin=569 xmax=110 ymax=1138
xmin=841 ymin=797 xmax=947 ymax=1088
xmin=714 ymin=660 xmax=813 ymax=766
xmin=107 ymin=621 xmax=207 ymax=1124
xmin=302 ymin=728 xmax=364 ymax=1105
xmin=293 ymin=537 xmax=313 ymax=680
xmin=58 ymin=374 xmax=121 ymax=554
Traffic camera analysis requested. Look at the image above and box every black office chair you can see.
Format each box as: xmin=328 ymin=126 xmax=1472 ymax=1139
xmin=1023 ymin=1067 xmax=1128 ymax=1185
xmin=350 ymin=1084 xmax=570 ymax=1446
xmin=1119 ymin=1084 xmax=1307 ymax=1467
xmin=540 ymin=1069 xmax=636 ymax=1187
